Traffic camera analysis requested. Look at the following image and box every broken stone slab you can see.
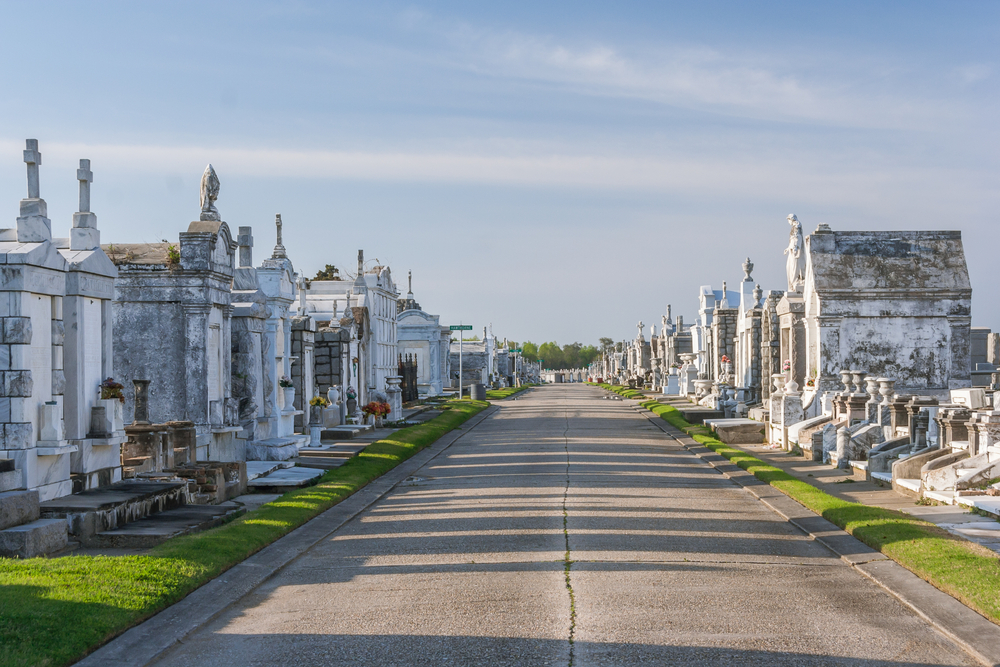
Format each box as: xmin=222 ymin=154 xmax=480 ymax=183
xmin=703 ymin=418 xmax=765 ymax=444
xmin=0 ymin=518 xmax=67 ymax=557
xmin=247 ymin=466 xmax=323 ymax=491
xmin=0 ymin=489 xmax=39 ymax=530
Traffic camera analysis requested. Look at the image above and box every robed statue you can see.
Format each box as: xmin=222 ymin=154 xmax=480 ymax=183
xmin=199 ymin=164 xmax=221 ymax=222
xmin=784 ymin=214 xmax=806 ymax=293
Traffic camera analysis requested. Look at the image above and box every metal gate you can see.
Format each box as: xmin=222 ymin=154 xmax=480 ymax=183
xmin=398 ymin=354 xmax=418 ymax=403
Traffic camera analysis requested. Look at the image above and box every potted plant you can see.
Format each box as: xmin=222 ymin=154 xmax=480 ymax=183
xmin=279 ymin=376 xmax=295 ymax=410
xmin=98 ymin=378 xmax=125 ymax=433
xmin=361 ymin=401 xmax=380 ymax=425
xmin=308 ymin=395 xmax=328 ymax=425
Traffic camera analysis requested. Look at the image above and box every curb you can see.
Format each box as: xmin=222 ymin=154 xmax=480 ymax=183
xmin=74 ymin=405 xmax=499 ymax=667
xmin=626 ymin=398 xmax=1000 ymax=667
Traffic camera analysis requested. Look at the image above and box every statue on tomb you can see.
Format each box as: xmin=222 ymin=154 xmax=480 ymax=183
xmin=199 ymin=164 xmax=221 ymax=222
xmin=784 ymin=214 xmax=806 ymax=293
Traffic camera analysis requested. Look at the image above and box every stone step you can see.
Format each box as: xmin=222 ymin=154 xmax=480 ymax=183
xmin=39 ymin=480 xmax=188 ymax=544
xmin=0 ymin=489 xmax=40 ymax=530
xmin=0 ymin=468 xmax=25 ymax=492
xmin=289 ymin=457 xmax=348 ymax=470
xmin=91 ymin=502 xmax=245 ymax=549
xmin=0 ymin=518 xmax=68 ymax=558
xmin=247 ymin=466 xmax=323 ymax=492
xmin=245 ymin=460 xmax=294 ymax=481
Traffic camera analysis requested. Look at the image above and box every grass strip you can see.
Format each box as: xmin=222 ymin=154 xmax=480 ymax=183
xmin=485 ymin=384 xmax=534 ymax=400
xmin=629 ymin=395 xmax=1000 ymax=626
xmin=0 ymin=399 xmax=489 ymax=667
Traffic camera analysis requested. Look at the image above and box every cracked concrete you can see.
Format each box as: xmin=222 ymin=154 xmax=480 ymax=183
xmin=111 ymin=385 xmax=982 ymax=666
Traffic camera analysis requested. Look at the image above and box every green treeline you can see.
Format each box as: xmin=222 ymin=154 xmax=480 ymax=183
xmin=509 ymin=341 xmax=602 ymax=370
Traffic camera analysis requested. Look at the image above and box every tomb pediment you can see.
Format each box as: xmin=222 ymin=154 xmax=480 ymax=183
xmin=60 ymin=248 xmax=118 ymax=279
xmin=0 ymin=240 xmax=68 ymax=272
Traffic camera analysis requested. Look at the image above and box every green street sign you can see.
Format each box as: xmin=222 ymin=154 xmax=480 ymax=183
xmin=450 ymin=325 xmax=473 ymax=331
xmin=510 ymin=348 xmax=522 ymax=353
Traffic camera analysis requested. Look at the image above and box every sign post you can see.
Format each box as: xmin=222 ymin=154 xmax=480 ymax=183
xmin=450 ymin=324 xmax=473 ymax=397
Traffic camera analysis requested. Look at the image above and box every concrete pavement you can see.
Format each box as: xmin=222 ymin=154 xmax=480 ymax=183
xmin=120 ymin=385 xmax=978 ymax=666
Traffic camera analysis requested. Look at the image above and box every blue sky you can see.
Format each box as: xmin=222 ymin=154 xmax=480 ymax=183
xmin=0 ymin=1 xmax=997 ymax=344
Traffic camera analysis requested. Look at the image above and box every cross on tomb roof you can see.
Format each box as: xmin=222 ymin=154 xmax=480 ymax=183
xmin=23 ymin=139 xmax=41 ymax=199
xmin=76 ymin=159 xmax=93 ymax=213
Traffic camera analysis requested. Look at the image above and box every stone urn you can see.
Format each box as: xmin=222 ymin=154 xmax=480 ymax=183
xmin=839 ymin=370 xmax=853 ymax=395
xmin=772 ymin=373 xmax=786 ymax=396
xmin=327 ymin=385 xmax=341 ymax=407
xmin=282 ymin=386 xmax=295 ymax=412
xmin=877 ymin=378 xmax=895 ymax=405
xmin=309 ymin=403 xmax=323 ymax=426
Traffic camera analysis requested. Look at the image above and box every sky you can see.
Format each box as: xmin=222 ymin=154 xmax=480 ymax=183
xmin=0 ymin=1 xmax=997 ymax=345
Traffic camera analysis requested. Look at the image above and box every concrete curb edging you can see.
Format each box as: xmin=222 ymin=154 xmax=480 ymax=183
xmin=74 ymin=405 xmax=499 ymax=667
xmin=626 ymin=399 xmax=1000 ymax=667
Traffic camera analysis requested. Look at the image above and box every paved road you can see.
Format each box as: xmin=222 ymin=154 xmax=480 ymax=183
xmin=150 ymin=385 xmax=975 ymax=666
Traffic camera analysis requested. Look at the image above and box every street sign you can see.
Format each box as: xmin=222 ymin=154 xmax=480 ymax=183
xmin=510 ymin=348 xmax=522 ymax=353
xmin=450 ymin=325 xmax=473 ymax=331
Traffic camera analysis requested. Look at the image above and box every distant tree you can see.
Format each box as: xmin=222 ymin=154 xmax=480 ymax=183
xmin=579 ymin=345 xmax=600 ymax=366
xmin=521 ymin=341 xmax=539 ymax=362
xmin=538 ymin=342 xmax=564 ymax=369
xmin=313 ymin=264 xmax=340 ymax=281
xmin=599 ymin=337 xmax=614 ymax=354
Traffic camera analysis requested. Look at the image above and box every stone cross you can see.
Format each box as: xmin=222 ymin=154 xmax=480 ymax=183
xmin=296 ymin=273 xmax=307 ymax=316
xmin=408 ymin=270 xmax=412 ymax=295
xmin=24 ymin=139 xmax=41 ymax=199
xmin=237 ymin=226 xmax=254 ymax=268
xmin=272 ymin=214 xmax=287 ymax=259
xmin=637 ymin=321 xmax=644 ymax=337
xmin=76 ymin=159 xmax=93 ymax=213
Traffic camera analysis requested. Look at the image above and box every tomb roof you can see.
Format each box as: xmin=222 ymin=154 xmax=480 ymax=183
xmin=807 ymin=230 xmax=971 ymax=293
xmin=101 ymin=242 xmax=171 ymax=265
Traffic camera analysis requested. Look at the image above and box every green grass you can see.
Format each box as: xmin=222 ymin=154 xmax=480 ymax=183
xmin=0 ymin=399 xmax=488 ymax=667
xmin=485 ymin=385 xmax=534 ymax=400
xmin=635 ymin=398 xmax=1000 ymax=625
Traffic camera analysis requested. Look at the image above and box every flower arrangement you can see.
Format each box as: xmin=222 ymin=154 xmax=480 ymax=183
xmin=309 ymin=395 xmax=329 ymax=407
xmin=805 ymin=377 xmax=816 ymax=388
xmin=720 ymin=355 xmax=730 ymax=364
xmin=99 ymin=378 xmax=125 ymax=403
xmin=782 ymin=359 xmax=791 ymax=372
xmin=362 ymin=401 xmax=391 ymax=418
xmin=346 ymin=387 xmax=357 ymax=400
xmin=278 ymin=376 xmax=293 ymax=388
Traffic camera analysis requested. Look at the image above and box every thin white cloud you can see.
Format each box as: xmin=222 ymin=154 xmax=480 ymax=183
xmin=0 ymin=138 xmax=990 ymax=219
xmin=398 ymin=17 xmax=963 ymax=131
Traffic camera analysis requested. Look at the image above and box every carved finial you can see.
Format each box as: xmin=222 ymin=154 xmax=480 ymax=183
xmin=753 ymin=283 xmax=763 ymax=307
xmin=742 ymin=257 xmax=753 ymax=281
xmin=199 ymin=165 xmax=220 ymax=221
xmin=272 ymin=214 xmax=287 ymax=259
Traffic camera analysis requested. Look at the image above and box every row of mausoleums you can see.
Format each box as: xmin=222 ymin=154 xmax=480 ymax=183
xmin=0 ymin=140 xmax=508 ymax=556
xmin=594 ymin=213 xmax=1000 ymax=512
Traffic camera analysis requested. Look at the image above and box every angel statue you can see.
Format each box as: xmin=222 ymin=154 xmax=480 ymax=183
xmin=199 ymin=164 xmax=221 ymax=222
xmin=784 ymin=214 xmax=806 ymax=293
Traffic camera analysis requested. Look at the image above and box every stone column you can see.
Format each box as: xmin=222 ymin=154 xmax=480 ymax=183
xmin=182 ymin=304 xmax=212 ymax=428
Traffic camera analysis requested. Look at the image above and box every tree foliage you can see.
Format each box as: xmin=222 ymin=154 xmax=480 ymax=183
xmin=313 ymin=264 xmax=341 ymax=281
xmin=513 ymin=340 xmax=602 ymax=369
